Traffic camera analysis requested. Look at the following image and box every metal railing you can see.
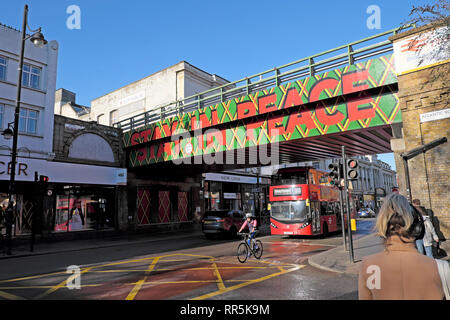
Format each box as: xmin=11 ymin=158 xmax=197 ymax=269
xmin=114 ymin=25 xmax=414 ymax=132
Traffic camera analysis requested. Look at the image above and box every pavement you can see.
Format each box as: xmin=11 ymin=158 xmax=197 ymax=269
xmin=308 ymin=232 xmax=450 ymax=274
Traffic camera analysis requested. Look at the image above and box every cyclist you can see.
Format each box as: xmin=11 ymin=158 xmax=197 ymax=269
xmin=239 ymin=213 xmax=259 ymax=253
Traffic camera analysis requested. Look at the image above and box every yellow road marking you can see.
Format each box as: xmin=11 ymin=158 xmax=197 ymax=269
xmin=191 ymin=264 xmax=305 ymax=300
xmin=125 ymin=257 xmax=160 ymax=300
xmin=0 ymin=271 xmax=67 ymax=283
xmin=34 ymin=267 xmax=93 ymax=300
xmin=210 ymin=259 xmax=225 ymax=291
xmin=0 ymin=290 xmax=26 ymax=300
xmin=1 ymin=251 xmax=305 ymax=301
xmin=0 ymin=284 xmax=101 ymax=290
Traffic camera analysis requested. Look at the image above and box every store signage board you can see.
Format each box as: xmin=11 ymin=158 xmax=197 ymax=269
xmin=204 ymin=172 xmax=257 ymax=184
xmin=0 ymin=156 xmax=127 ymax=186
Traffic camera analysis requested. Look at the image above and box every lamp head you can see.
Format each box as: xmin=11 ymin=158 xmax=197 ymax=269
xmin=30 ymin=31 xmax=47 ymax=48
xmin=1 ymin=127 xmax=13 ymax=140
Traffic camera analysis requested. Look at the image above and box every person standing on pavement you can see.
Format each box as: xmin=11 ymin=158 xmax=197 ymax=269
xmin=358 ymin=193 xmax=445 ymax=300
xmin=413 ymin=199 xmax=439 ymax=258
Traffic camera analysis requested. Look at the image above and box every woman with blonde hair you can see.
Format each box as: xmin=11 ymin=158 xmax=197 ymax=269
xmin=358 ymin=193 xmax=447 ymax=300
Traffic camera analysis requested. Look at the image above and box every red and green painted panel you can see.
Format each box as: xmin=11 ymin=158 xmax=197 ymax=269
xmin=178 ymin=192 xmax=189 ymax=222
xmin=158 ymin=191 xmax=171 ymax=223
xmin=125 ymin=54 xmax=397 ymax=148
xmin=137 ymin=189 xmax=151 ymax=225
xmin=127 ymin=54 xmax=400 ymax=167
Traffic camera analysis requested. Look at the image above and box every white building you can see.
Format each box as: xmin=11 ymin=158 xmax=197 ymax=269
xmin=54 ymin=88 xmax=90 ymax=121
xmin=57 ymin=61 xmax=232 ymax=126
xmin=0 ymin=23 xmax=58 ymax=178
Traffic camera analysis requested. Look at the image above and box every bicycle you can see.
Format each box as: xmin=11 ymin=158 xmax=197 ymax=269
xmin=236 ymin=231 xmax=263 ymax=263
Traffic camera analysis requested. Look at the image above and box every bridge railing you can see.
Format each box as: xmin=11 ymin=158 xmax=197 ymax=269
xmin=114 ymin=25 xmax=415 ymax=132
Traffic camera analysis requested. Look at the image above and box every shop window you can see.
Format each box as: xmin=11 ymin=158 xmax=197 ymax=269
xmin=54 ymin=186 xmax=114 ymax=232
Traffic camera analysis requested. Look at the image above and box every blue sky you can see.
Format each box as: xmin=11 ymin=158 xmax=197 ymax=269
xmin=1 ymin=0 xmax=430 ymax=170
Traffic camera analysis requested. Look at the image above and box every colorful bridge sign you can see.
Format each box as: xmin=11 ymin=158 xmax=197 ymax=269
xmin=125 ymin=54 xmax=399 ymax=167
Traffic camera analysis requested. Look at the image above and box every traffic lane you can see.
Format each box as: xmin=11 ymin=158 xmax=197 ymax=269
xmin=264 ymin=218 xmax=376 ymax=247
xmin=0 ymin=219 xmax=375 ymax=282
xmin=0 ymin=236 xmax=337 ymax=300
xmin=0 ymin=221 xmax=376 ymax=300
xmin=212 ymin=264 xmax=357 ymax=300
xmin=0 ymin=233 xmax=231 ymax=282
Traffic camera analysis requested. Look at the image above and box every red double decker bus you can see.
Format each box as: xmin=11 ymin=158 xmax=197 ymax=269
xmin=269 ymin=166 xmax=354 ymax=237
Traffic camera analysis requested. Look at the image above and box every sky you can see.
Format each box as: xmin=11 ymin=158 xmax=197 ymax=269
xmin=1 ymin=0 xmax=432 ymax=170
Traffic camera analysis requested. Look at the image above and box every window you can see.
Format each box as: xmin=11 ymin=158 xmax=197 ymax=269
xmin=97 ymin=113 xmax=104 ymax=125
xmin=109 ymin=110 xmax=118 ymax=126
xmin=22 ymin=63 xmax=41 ymax=89
xmin=271 ymin=201 xmax=308 ymax=222
xmin=273 ymin=171 xmax=307 ymax=185
xmin=19 ymin=108 xmax=38 ymax=134
xmin=0 ymin=104 xmax=4 ymax=128
xmin=0 ymin=56 xmax=6 ymax=81
xmin=320 ymin=202 xmax=327 ymax=216
xmin=326 ymin=202 xmax=335 ymax=216
xmin=335 ymin=202 xmax=341 ymax=215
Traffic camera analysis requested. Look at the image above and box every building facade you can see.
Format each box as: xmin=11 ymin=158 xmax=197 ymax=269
xmin=54 ymin=88 xmax=90 ymax=121
xmin=45 ymin=115 xmax=127 ymax=234
xmin=61 ymin=61 xmax=232 ymax=126
xmin=0 ymin=23 xmax=58 ymax=235
xmin=389 ymin=21 xmax=450 ymax=238
xmin=79 ymin=61 xmax=235 ymax=231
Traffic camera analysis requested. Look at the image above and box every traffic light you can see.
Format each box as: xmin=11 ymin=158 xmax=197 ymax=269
xmin=328 ymin=162 xmax=341 ymax=187
xmin=346 ymin=158 xmax=359 ymax=180
xmin=39 ymin=175 xmax=49 ymax=190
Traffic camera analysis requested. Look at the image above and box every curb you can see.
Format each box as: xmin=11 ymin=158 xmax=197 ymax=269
xmin=307 ymin=256 xmax=345 ymax=274
xmin=307 ymin=232 xmax=380 ymax=274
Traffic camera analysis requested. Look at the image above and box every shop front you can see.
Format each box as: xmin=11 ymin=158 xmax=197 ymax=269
xmin=135 ymin=183 xmax=193 ymax=226
xmin=0 ymin=155 xmax=126 ymax=236
xmin=203 ymin=172 xmax=269 ymax=218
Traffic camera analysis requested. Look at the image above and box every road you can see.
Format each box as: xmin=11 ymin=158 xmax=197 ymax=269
xmin=0 ymin=219 xmax=375 ymax=300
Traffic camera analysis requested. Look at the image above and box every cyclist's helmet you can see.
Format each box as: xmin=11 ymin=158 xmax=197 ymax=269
xmin=245 ymin=213 xmax=254 ymax=219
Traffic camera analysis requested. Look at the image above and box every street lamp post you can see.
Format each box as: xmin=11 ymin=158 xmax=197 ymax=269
xmin=2 ymin=4 xmax=47 ymax=255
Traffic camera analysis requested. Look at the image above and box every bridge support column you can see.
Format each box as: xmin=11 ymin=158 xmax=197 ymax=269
xmin=389 ymin=21 xmax=450 ymax=238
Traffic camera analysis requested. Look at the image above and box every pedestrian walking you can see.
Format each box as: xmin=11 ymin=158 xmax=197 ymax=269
xmin=413 ymin=199 xmax=439 ymax=258
xmin=0 ymin=200 xmax=7 ymax=250
xmin=358 ymin=193 xmax=447 ymax=300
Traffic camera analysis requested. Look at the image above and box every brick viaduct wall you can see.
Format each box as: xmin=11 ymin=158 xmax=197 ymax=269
xmin=390 ymin=23 xmax=450 ymax=238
